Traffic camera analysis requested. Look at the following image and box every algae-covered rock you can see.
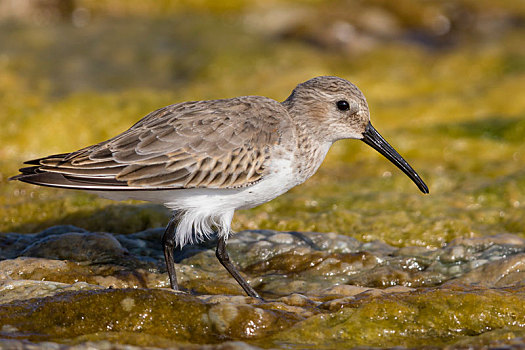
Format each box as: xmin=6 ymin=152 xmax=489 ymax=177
xmin=0 ymin=280 xmax=103 ymax=304
xmin=0 ymin=288 xmax=296 ymax=347
xmin=1 ymin=284 xmax=524 ymax=349
xmin=446 ymin=253 xmax=525 ymax=287
xmin=1 ymin=226 xmax=525 ymax=348
xmin=0 ymin=339 xmax=263 ymax=350
xmin=2 ymin=227 xmax=525 ymax=295
xmin=270 ymin=288 xmax=525 ymax=348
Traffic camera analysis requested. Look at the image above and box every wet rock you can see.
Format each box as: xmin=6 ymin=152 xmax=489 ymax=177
xmin=428 ymin=234 xmax=525 ymax=281
xmin=1 ymin=227 xmax=525 ymax=296
xmin=21 ymin=231 xmax=129 ymax=263
xmin=440 ymin=234 xmax=525 ymax=263
xmin=270 ymin=288 xmax=525 ymax=348
xmin=319 ymin=285 xmax=416 ymax=312
xmin=205 ymin=301 xmax=298 ymax=339
xmin=447 ymin=253 xmax=525 ymax=287
xmin=0 ymin=256 xmax=69 ymax=280
xmin=0 ymin=257 xmax=165 ymax=289
xmin=0 ymin=288 xmax=296 ymax=347
xmin=316 ymin=284 xmax=415 ymax=299
xmin=0 ymin=279 xmax=103 ymax=304
xmin=0 ymin=339 xmax=263 ymax=350
xmin=275 ymin=293 xmax=311 ymax=306
xmin=1 ymin=226 xmax=525 ymax=348
xmin=36 ymin=225 xmax=89 ymax=236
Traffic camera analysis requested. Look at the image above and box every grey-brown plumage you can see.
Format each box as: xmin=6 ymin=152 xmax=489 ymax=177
xmin=14 ymin=96 xmax=291 ymax=190
xmin=12 ymin=76 xmax=429 ymax=299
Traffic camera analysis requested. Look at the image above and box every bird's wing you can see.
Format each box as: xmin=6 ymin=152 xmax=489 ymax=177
xmin=14 ymin=96 xmax=292 ymax=190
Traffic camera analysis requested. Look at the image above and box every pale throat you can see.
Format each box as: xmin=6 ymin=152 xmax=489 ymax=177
xmin=292 ymin=127 xmax=333 ymax=183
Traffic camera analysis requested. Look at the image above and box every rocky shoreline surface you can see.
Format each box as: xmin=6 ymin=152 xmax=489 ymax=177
xmin=1 ymin=226 xmax=524 ymax=349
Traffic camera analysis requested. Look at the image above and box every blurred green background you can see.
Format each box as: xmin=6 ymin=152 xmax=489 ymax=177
xmin=1 ymin=0 xmax=524 ymax=248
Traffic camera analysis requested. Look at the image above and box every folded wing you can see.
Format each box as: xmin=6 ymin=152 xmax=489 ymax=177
xmin=13 ymin=97 xmax=291 ymax=191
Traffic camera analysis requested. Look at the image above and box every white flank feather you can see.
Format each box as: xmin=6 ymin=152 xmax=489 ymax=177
xmin=90 ymin=148 xmax=332 ymax=248
xmin=172 ymin=208 xmax=234 ymax=247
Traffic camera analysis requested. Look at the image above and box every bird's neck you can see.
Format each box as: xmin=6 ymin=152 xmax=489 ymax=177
xmin=292 ymin=125 xmax=333 ymax=183
xmin=281 ymin=97 xmax=334 ymax=182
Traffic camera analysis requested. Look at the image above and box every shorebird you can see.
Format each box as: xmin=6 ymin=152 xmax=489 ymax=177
xmin=12 ymin=76 xmax=428 ymax=298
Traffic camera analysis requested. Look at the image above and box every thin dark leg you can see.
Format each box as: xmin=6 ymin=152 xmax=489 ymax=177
xmin=216 ymin=236 xmax=261 ymax=299
xmin=162 ymin=218 xmax=179 ymax=290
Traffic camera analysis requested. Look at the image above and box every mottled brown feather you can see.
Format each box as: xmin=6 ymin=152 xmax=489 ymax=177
xmin=18 ymin=96 xmax=291 ymax=190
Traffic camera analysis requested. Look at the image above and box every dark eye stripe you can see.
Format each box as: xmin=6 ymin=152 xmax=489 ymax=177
xmin=336 ymin=100 xmax=350 ymax=111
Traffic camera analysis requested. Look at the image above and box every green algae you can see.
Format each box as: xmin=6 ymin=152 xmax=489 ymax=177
xmin=2 ymin=287 xmax=524 ymax=348
xmin=270 ymin=288 xmax=525 ymax=348
xmin=0 ymin=289 xmax=212 ymax=345
xmin=0 ymin=288 xmax=299 ymax=347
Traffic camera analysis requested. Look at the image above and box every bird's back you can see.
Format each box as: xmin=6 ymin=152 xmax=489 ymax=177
xmin=12 ymin=96 xmax=294 ymax=192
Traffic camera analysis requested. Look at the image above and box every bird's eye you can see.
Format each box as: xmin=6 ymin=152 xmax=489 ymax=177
xmin=336 ymin=100 xmax=350 ymax=111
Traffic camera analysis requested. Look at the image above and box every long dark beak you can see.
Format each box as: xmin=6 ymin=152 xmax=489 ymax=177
xmin=362 ymin=123 xmax=429 ymax=194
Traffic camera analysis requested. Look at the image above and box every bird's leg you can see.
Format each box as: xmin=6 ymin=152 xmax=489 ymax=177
xmin=216 ymin=235 xmax=261 ymax=299
xmin=162 ymin=217 xmax=179 ymax=290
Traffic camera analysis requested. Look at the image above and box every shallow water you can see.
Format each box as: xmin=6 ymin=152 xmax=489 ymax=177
xmin=1 ymin=1 xmax=525 ymax=348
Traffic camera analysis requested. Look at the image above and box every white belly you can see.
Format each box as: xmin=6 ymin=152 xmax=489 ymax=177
xmin=92 ymin=155 xmax=300 ymax=212
xmin=92 ymin=141 xmax=334 ymax=211
xmin=89 ymin=142 xmax=332 ymax=247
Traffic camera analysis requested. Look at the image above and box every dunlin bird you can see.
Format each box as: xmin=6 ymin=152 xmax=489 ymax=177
xmin=12 ymin=76 xmax=428 ymax=298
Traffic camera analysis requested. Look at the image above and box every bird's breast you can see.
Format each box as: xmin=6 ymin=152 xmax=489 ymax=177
xmin=291 ymin=138 xmax=333 ymax=184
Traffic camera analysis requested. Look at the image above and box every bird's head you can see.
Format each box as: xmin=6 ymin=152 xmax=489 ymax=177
xmin=284 ymin=76 xmax=429 ymax=194
xmin=284 ymin=76 xmax=370 ymax=140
